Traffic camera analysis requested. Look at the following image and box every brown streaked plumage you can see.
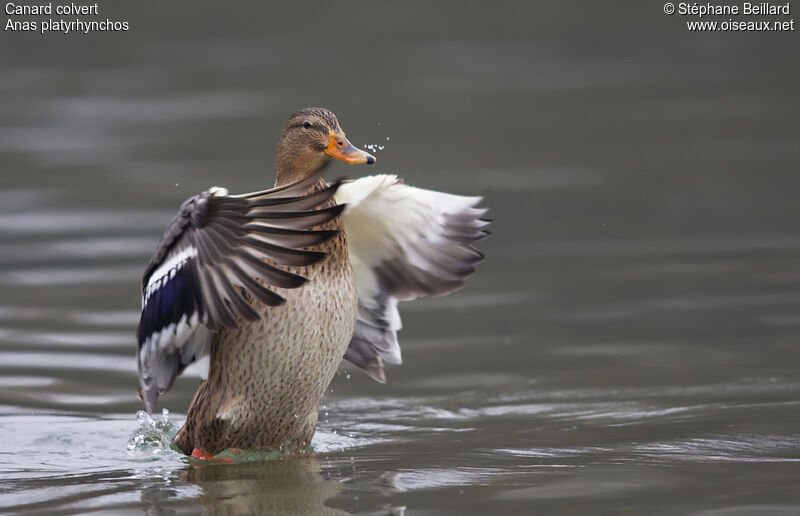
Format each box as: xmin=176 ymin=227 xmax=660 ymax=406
xmin=169 ymin=108 xmax=371 ymax=455
xmin=136 ymin=107 xmax=488 ymax=457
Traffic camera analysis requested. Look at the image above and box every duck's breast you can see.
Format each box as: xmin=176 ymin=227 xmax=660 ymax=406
xmin=208 ymin=225 xmax=357 ymax=447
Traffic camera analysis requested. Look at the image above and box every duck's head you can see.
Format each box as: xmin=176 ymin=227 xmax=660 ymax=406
xmin=275 ymin=107 xmax=375 ymax=186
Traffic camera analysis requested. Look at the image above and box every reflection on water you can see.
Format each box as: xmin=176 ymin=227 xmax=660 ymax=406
xmin=182 ymin=459 xmax=348 ymax=516
xmin=2 ymin=0 xmax=800 ymax=514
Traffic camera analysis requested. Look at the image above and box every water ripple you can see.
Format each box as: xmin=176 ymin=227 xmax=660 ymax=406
xmin=0 ymin=265 xmax=141 ymax=286
xmin=0 ymin=211 xmax=171 ymax=234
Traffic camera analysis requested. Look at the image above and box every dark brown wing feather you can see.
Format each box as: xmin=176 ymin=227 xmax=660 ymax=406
xmin=136 ymin=173 xmax=343 ymax=412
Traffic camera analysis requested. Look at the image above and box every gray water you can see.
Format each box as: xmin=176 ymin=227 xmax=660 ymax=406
xmin=1 ymin=2 xmax=800 ymax=514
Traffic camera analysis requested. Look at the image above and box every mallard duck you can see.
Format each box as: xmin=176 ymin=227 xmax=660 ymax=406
xmin=136 ymin=108 xmax=489 ymax=457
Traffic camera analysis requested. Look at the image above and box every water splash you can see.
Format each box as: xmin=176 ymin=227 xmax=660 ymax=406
xmin=126 ymin=408 xmax=179 ymax=454
xmin=363 ymin=143 xmax=386 ymax=153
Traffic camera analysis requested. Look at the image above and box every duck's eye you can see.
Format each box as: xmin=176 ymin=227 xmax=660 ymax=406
xmin=303 ymin=121 xmax=312 ymax=129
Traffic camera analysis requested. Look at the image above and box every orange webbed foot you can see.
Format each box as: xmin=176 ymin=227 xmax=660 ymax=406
xmin=190 ymin=448 xmax=234 ymax=463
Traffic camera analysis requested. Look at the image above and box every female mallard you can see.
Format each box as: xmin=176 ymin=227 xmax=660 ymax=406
xmin=136 ymin=108 xmax=489 ymax=457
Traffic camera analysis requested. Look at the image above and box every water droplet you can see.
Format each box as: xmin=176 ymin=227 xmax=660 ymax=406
xmin=363 ymin=143 xmax=387 ymax=154
xmin=127 ymin=409 xmax=177 ymax=453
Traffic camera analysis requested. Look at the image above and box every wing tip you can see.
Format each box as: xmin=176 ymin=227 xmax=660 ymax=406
xmin=137 ymin=385 xmax=157 ymax=414
xmin=362 ymin=359 xmax=387 ymax=384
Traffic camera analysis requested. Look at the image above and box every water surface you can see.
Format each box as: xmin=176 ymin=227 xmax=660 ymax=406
xmin=1 ymin=1 xmax=799 ymax=514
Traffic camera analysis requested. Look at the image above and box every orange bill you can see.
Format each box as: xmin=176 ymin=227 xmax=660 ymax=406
xmin=324 ymin=130 xmax=375 ymax=165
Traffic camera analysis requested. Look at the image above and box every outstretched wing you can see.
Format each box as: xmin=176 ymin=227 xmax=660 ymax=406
xmin=334 ymin=175 xmax=489 ymax=382
xmin=137 ymin=172 xmax=343 ymax=412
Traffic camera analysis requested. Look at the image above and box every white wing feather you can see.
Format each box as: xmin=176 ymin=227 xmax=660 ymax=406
xmin=335 ymin=174 xmax=488 ymax=381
